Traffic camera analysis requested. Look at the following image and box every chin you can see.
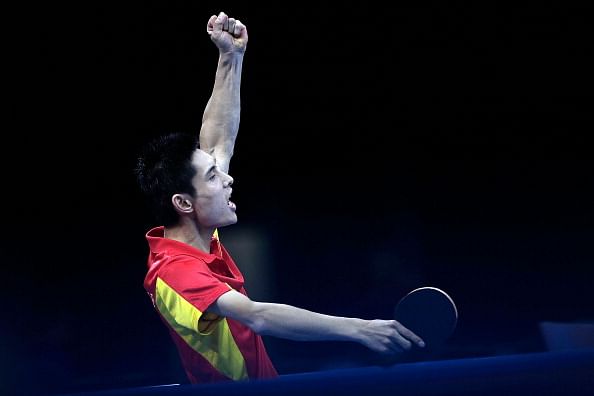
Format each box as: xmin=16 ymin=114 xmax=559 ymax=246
xmin=218 ymin=216 xmax=238 ymax=228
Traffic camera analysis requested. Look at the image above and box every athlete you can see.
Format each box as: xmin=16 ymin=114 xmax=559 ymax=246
xmin=136 ymin=11 xmax=425 ymax=384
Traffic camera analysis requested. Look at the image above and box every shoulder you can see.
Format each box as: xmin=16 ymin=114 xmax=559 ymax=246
xmin=159 ymin=253 xmax=210 ymax=273
xmin=156 ymin=254 xmax=214 ymax=285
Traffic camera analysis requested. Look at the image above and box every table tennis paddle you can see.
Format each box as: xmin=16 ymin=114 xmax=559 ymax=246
xmin=394 ymin=286 xmax=458 ymax=348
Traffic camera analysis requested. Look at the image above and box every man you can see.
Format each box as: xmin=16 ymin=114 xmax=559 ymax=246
xmin=136 ymin=11 xmax=425 ymax=384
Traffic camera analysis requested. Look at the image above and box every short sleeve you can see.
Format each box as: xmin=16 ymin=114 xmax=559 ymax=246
xmin=154 ymin=256 xmax=231 ymax=332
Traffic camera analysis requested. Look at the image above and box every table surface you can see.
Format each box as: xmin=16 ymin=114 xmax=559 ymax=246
xmin=62 ymin=348 xmax=594 ymax=396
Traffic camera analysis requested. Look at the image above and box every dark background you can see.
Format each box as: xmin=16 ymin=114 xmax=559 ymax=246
xmin=3 ymin=2 xmax=593 ymax=395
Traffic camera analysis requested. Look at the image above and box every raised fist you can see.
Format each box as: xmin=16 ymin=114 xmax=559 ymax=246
xmin=207 ymin=11 xmax=248 ymax=54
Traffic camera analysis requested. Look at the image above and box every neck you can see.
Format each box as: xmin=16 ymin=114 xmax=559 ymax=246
xmin=164 ymin=219 xmax=214 ymax=253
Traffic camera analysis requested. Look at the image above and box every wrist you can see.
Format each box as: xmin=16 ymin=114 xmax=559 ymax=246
xmin=346 ymin=318 xmax=366 ymax=343
xmin=219 ymin=50 xmax=245 ymax=60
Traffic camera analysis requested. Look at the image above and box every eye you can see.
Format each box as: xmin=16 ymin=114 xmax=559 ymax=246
xmin=209 ymin=173 xmax=216 ymax=181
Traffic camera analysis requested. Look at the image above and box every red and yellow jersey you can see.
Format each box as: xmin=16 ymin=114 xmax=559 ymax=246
xmin=143 ymin=226 xmax=278 ymax=383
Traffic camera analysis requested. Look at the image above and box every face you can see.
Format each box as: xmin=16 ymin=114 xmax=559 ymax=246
xmin=183 ymin=149 xmax=237 ymax=228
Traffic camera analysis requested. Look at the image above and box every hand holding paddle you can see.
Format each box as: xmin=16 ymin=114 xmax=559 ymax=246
xmin=357 ymin=319 xmax=426 ymax=354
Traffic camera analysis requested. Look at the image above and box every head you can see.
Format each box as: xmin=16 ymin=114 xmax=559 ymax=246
xmin=135 ymin=132 xmax=237 ymax=229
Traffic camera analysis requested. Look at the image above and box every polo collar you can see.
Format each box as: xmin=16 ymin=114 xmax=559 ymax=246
xmin=146 ymin=226 xmax=219 ymax=264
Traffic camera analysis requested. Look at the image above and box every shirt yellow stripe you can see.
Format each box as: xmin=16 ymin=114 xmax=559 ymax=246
xmin=155 ymin=277 xmax=248 ymax=380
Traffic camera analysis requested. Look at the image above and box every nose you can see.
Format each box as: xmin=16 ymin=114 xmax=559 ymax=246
xmin=223 ymin=173 xmax=234 ymax=187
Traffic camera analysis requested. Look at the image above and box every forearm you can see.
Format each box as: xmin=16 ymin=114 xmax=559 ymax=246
xmin=212 ymin=290 xmax=423 ymax=353
xmin=199 ymin=52 xmax=244 ymax=172
xmin=251 ymin=302 xmax=364 ymax=343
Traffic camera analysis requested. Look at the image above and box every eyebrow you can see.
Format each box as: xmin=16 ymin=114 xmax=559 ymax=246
xmin=204 ymin=164 xmax=217 ymax=177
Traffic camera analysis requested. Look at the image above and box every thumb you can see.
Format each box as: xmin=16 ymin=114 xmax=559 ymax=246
xmin=236 ymin=21 xmax=248 ymax=41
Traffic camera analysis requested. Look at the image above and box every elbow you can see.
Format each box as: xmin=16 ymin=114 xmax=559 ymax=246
xmin=250 ymin=317 xmax=267 ymax=335
xmin=245 ymin=302 xmax=268 ymax=335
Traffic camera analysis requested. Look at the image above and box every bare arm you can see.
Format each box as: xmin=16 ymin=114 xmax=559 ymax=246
xmin=199 ymin=12 xmax=248 ymax=174
xmin=209 ymin=290 xmax=425 ymax=355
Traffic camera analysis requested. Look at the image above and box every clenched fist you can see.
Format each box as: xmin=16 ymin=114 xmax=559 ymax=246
xmin=207 ymin=11 xmax=248 ymax=54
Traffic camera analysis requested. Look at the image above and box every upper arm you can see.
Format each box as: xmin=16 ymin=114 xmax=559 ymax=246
xmin=155 ymin=261 xmax=232 ymax=333
xmin=207 ymin=289 xmax=261 ymax=331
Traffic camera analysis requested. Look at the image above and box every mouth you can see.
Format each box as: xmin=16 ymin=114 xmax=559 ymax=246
xmin=227 ymin=191 xmax=236 ymax=210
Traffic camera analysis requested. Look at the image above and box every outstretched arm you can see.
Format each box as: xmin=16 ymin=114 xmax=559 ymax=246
xmin=209 ymin=290 xmax=425 ymax=355
xmin=199 ymin=11 xmax=248 ymax=174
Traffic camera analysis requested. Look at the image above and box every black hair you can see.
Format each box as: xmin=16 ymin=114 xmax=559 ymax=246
xmin=135 ymin=132 xmax=199 ymax=227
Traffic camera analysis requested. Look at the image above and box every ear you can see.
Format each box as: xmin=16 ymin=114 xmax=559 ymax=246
xmin=171 ymin=194 xmax=194 ymax=214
